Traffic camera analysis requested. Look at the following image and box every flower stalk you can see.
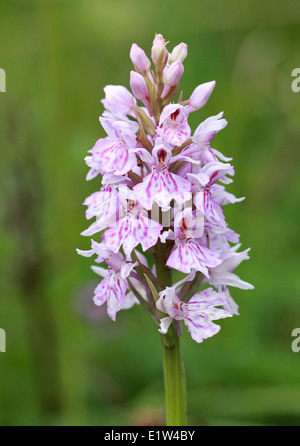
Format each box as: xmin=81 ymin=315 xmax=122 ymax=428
xmin=77 ymin=33 xmax=253 ymax=426
xmin=161 ymin=325 xmax=186 ymax=426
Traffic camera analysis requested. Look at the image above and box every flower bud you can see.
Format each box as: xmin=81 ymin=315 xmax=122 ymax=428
xmin=130 ymin=71 xmax=149 ymax=102
xmin=130 ymin=43 xmax=151 ymax=74
xmin=151 ymin=34 xmax=168 ymax=67
xmin=187 ymin=80 xmax=216 ymax=112
xmin=169 ymin=43 xmax=188 ymax=64
xmin=164 ymin=60 xmax=184 ymax=87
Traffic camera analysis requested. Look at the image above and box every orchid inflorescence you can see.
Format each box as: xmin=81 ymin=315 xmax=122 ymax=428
xmin=77 ymin=34 xmax=253 ymax=344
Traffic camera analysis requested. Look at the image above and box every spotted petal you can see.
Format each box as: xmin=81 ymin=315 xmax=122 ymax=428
xmin=84 ymin=184 xmax=118 ymax=221
xmin=167 ymin=239 xmax=221 ymax=277
xmin=92 ymin=122 xmax=138 ymax=175
xmin=157 ymin=286 xmax=232 ymax=343
xmin=104 ymin=209 xmax=162 ymax=259
xmin=156 ymin=104 xmax=191 ymax=146
xmin=92 ymin=138 xmax=137 ymax=176
xmin=134 ymin=169 xmax=191 ymax=210
xmin=93 ymin=271 xmax=127 ymax=321
xmin=194 ymin=188 xmax=226 ymax=227
xmin=193 ymin=112 xmax=228 ymax=150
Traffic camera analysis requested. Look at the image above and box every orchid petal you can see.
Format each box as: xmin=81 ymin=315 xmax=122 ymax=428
xmin=158 ymin=317 xmax=173 ymax=334
xmin=167 ymin=239 xmax=221 ymax=277
xmin=93 ymin=272 xmax=127 ymax=321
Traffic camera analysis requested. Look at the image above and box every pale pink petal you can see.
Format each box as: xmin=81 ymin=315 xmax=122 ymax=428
xmin=81 ymin=219 xmax=107 ymax=237
xmin=120 ymin=261 xmax=137 ymax=279
xmin=211 ymin=148 xmax=232 ymax=162
xmin=184 ymin=313 xmax=221 ymax=343
xmin=134 ymin=169 xmax=191 ymax=210
xmin=93 ymin=273 xmax=127 ymax=321
xmin=91 ymin=265 xmax=108 ymax=278
xmin=218 ymin=286 xmax=239 ymax=315
xmin=84 ymin=155 xmax=103 ymax=180
xmin=121 ymin=291 xmax=139 ymax=310
xmin=167 ymin=239 xmax=221 ymax=277
xmin=194 ymin=189 xmax=226 ymax=227
xmin=104 ymin=210 xmax=162 ymax=259
xmin=216 ymin=248 xmax=251 ymax=273
xmin=101 ymin=85 xmax=136 ymax=116
xmin=158 ymin=317 xmax=173 ymax=334
xmin=92 ymin=137 xmax=137 ymax=175
xmin=76 ymin=248 xmax=94 ymax=257
xmin=209 ymin=271 xmax=254 ymax=290
xmin=193 ymin=112 xmax=227 ymax=150
xmin=156 ymin=104 xmax=191 ymax=146
xmin=156 ymin=286 xmax=232 ymax=343
xmin=212 ymin=184 xmax=245 ymax=206
xmin=84 ymin=185 xmax=118 ymax=221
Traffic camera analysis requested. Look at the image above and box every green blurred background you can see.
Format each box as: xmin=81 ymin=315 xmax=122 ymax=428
xmin=1 ymin=0 xmax=300 ymax=426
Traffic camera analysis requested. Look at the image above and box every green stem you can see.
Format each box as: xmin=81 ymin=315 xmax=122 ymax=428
xmin=161 ymin=326 xmax=187 ymax=426
xmin=154 ymin=240 xmax=187 ymax=426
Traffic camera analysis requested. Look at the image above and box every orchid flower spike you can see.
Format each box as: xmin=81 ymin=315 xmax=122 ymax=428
xmin=78 ymin=33 xmax=253 ymax=342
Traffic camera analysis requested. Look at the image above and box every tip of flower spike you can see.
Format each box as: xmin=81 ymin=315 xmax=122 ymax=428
xmin=151 ymin=34 xmax=168 ymax=67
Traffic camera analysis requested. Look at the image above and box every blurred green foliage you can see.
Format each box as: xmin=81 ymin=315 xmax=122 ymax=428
xmin=1 ymin=0 xmax=300 ymax=426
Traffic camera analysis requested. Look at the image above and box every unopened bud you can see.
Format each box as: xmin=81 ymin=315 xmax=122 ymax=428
xmin=130 ymin=71 xmax=149 ymax=101
xmin=187 ymin=80 xmax=216 ymax=112
xmin=161 ymin=60 xmax=184 ymax=101
xmin=169 ymin=43 xmax=188 ymax=64
xmin=130 ymin=43 xmax=151 ymax=74
xmin=151 ymin=34 xmax=168 ymax=68
xmin=164 ymin=60 xmax=184 ymax=87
